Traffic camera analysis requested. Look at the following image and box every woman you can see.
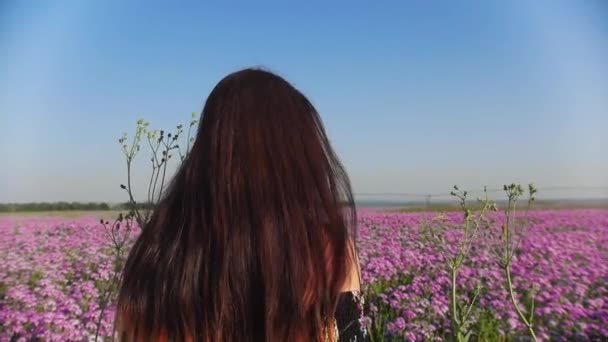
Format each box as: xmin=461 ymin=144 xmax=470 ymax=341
xmin=115 ymin=68 xmax=368 ymax=341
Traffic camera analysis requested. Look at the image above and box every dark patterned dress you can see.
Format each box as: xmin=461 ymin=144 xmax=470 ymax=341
xmin=328 ymin=290 xmax=370 ymax=342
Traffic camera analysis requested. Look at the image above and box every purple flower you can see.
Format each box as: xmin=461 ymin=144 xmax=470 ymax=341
xmin=2 ymin=209 xmax=608 ymax=340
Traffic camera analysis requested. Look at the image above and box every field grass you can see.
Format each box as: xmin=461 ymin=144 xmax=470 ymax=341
xmin=387 ymin=199 xmax=608 ymax=213
xmin=0 ymin=210 xmax=124 ymax=220
xmin=1 ymin=199 xmax=606 ymax=219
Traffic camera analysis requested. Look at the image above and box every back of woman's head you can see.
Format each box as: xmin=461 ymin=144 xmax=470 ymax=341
xmin=116 ymin=68 xmax=357 ymax=342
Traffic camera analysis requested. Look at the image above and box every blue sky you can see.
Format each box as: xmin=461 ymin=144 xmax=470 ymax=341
xmin=1 ymin=1 xmax=607 ymax=202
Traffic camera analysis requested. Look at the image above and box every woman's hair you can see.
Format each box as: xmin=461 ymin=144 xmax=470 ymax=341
xmin=115 ymin=68 xmax=357 ymax=342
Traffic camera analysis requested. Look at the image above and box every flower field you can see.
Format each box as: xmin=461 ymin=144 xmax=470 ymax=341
xmin=358 ymin=209 xmax=608 ymax=341
xmin=1 ymin=209 xmax=607 ymax=341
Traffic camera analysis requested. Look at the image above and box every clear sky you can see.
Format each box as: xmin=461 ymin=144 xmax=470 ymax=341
xmin=1 ymin=1 xmax=607 ymax=203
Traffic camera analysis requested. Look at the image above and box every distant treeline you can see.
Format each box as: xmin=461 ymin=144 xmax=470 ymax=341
xmin=0 ymin=201 xmax=154 ymax=212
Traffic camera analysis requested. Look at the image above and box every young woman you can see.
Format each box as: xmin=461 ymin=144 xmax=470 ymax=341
xmin=115 ymin=68 xmax=368 ymax=341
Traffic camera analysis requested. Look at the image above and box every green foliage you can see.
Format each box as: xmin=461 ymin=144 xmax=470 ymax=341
xmin=0 ymin=281 xmax=7 ymax=301
xmin=27 ymin=270 xmax=45 ymax=289
xmin=472 ymin=310 xmax=503 ymax=342
xmin=419 ymin=184 xmax=538 ymax=342
xmin=365 ymin=273 xmax=414 ymax=342
xmin=419 ymin=186 xmax=495 ymax=342
xmin=93 ymin=114 xmax=199 ymax=341
xmin=117 ymin=115 xmax=198 ymax=228
xmin=0 ymin=202 xmax=111 ymax=212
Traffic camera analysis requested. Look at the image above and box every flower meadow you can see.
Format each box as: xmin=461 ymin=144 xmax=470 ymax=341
xmin=1 ymin=209 xmax=607 ymax=341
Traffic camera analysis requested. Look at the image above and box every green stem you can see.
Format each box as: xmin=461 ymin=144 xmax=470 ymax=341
xmin=151 ymin=158 xmax=162 ymax=207
xmin=462 ymin=289 xmax=480 ymax=323
xmin=146 ymin=138 xmax=160 ymax=209
xmin=125 ymin=160 xmax=143 ymax=227
xmin=506 ymin=200 xmax=510 ymax=259
xmin=185 ymin=122 xmax=194 ymax=157
xmin=157 ymin=144 xmax=170 ymax=203
xmin=94 ymin=230 xmax=123 ymax=341
xmin=505 ymin=265 xmax=537 ymax=341
xmin=450 ymin=266 xmax=463 ymax=342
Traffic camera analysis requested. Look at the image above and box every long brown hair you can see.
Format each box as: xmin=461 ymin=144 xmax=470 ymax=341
xmin=115 ymin=68 xmax=357 ymax=341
